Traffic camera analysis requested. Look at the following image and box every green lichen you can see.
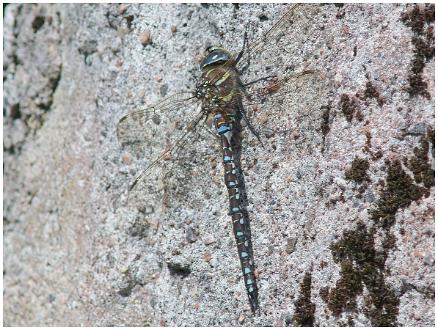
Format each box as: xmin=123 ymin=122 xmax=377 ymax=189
xmin=292 ymin=271 xmax=315 ymax=326
xmin=345 ymin=157 xmax=370 ymax=184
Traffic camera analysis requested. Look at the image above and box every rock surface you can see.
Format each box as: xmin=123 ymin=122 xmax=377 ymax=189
xmin=3 ymin=3 xmax=435 ymax=326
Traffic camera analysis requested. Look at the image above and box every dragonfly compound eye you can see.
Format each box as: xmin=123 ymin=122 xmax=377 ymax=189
xmin=200 ymin=46 xmax=232 ymax=69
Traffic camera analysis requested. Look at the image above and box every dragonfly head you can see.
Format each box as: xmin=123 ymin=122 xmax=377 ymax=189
xmin=200 ymin=46 xmax=232 ymax=70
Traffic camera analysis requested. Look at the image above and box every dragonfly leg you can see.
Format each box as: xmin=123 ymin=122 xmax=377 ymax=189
xmin=241 ymin=69 xmax=318 ymax=109
xmin=235 ymin=28 xmax=251 ymax=73
xmin=237 ymin=99 xmax=264 ymax=147
xmin=235 ymin=29 xmax=249 ymax=64
xmin=244 ymin=69 xmax=315 ymax=91
xmin=242 ymin=75 xmax=278 ymax=88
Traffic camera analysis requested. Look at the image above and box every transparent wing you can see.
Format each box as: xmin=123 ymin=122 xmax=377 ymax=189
xmin=242 ymin=70 xmax=317 ymax=106
xmin=117 ymin=91 xmax=206 ymax=197
xmin=200 ymin=67 xmax=316 ymax=110
xmin=242 ymin=69 xmax=327 ymax=147
xmin=127 ymin=109 xmax=205 ymax=193
xmin=117 ymin=91 xmax=195 ymax=149
xmin=242 ymin=4 xmax=303 ymax=59
xmin=229 ymin=4 xmax=324 ymax=141
xmin=236 ymin=4 xmax=321 ymax=79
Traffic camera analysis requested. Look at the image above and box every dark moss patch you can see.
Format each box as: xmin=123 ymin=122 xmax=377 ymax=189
xmin=167 ymin=261 xmax=191 ymax=278
xmin=320 ymin=287 xmax=329 ymax=303
xmin=369 ymin=159 xmax=427 ymax=227
xmin=321 ymin=106 xmax=331 ymax=137
xmin=405 ymin=130 xmax=435 ymax=188
xmin=427 ymin=127 xmax=434 ymax=150
xmin=371 ymin=150 xmax=383 ymax=161
xmin=354 ymin=109 xmax=364 ymax=122
xmin=363 ymin=81 xmax=384 ymax=106
xmin=345 ymin=157 xmax=370 ymax=184
xmin=9 ymin=103 xmax=21 ymax=119
xmin=363 ymin=131 xmax=383 ymax=160
xmin=406 ymin=37 xmax=434 ymax=98
xmin=401 ymin=4 xmax=435 ymax=99
xmin=363 ymin=131 xmax=371 ymax=152
xmin=330 ymin=222 xmax=379 ymax=268
xmin=382 ymin=232 xmax=397 ymax=252
xmin=327 ymin=260 xmax=363 ymax=315
xmin=328 ymin=222 xmax=399 ymax=326
xmin=125 ymin=15 xmax=134 ymax=30
xmin=327 ymin=135 xmax=434 ymax=326
xmin=401 ymin=4 xmax=435 ymax=34
xmin=293 ymin=271 xmax=315 ymax=326
xmin=320 ymin=105 xmax=331 ymax=153
xmin=32 ymin=15 xmax=45 ymax=33
xmin=339 ymin=94 xmax=358 ymax=123
xmin=363 ymin=284 xmax=399 ymax=327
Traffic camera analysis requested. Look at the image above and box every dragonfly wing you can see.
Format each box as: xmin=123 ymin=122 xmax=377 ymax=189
xmin=242 ymin=70 xmax=318 ymax=106
xmin=117 ymin=91 xmax=206 ymax=197
xmin=127 ymin=109 xmax=206 ymax=193
xmin=117 ymin=91 xmax=195 ymax=149
xmin=239 ymin=69 xmax=326 ymax=142
xmin=237 ymin=4 xmax=321 ymax=76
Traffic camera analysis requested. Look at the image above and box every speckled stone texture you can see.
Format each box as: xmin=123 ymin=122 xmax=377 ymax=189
xmin=3 ymin=3 xmax=434 ymax=326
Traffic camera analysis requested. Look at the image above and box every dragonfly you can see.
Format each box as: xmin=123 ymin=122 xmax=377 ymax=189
xmin=117 ymin=4 xmax=320 ymax=314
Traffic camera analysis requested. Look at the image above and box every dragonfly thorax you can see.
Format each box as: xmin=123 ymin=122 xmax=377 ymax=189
xmin=195 ymin=81 xmax=212 ymax=99
xmin=198 ymin=45 xmax=240 ymax=107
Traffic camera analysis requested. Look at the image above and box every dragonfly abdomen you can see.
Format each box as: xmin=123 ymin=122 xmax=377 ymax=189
xmin=214 ymin=111 xmax=259 ymax=313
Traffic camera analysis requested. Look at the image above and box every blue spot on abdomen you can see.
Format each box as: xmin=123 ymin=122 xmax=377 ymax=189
xmin=217 ymin=125 xmax=231 ymax=135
